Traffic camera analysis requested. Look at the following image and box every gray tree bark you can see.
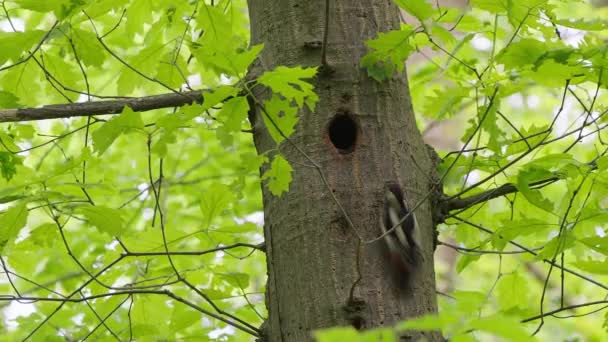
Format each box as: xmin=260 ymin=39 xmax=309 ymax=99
xmin=247 ymin=1 xmax=442 ymax=341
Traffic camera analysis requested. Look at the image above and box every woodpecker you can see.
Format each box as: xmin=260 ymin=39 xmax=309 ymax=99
xmin=381 ymin=181 xmax=423 ymax=287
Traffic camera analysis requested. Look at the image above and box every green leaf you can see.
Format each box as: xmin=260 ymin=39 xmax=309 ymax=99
xmin=0 ymin=152 xmax=19 ymax=181
xmin=14 ymin=0 xmax=82 ymax=18
xmin=199 ymin=183 xmax=234 ymax=228
xmin=0 ymin=203 xmax=28 ymax=252
xmin=170 ymin=305 xmax=200 ymax=332
xmin=13 ymin=124 xmax=35 ymax=140
xmin=452 ymin=291 xmax=486 ymax=313
xmin=553 ymin=18 xmax=608 ymax=31
xmin=258 ymin=66 xmax=318 ymax=109
xmin=153 ymin=102 xmax=211 ymax=156
xmin=216 ymin=96 xmax=249 ymax=146
xmin=537 ymin=233 xmax=576 ymax=260
xmin=505 ymin=124 xmax=548 ymax=155
xmin=423 ymin=86 xmax=469 ymax=120
xmin=516 ymin=153 xmax=583 ymax=212
xmin=201 ymin=86 xmax=240 ymax=112
xmin=516 ymin=167 xmax=556 ymax=212
xmin=456 ymin=253 xmax=481 ymax=273
xmin=479 ymin=97 xmax=504 ymax=153
xmin=361 ymin=328 xmax=396 ymax=342
xmin=125 ymin=0 xmax=151 ymax=39
xmin=492 ymin=218 xmax=554 ymax=250
xmin=580 ymin=236 xmax=608 ymax=256
xmin=131 ymin=296 xmax=166 ymax=337
xmin=515 ymin=154 xmax=577 ymax=210
xmin=0 ymin=132 xmax=19 ymax=154
xmin=446 ymin=335 xmax=477 ymax=342
xmin=394 ymin=0 xmax=434 ymax=21
xmin=193 ymin=4 xmax=263 ymax=76
xmin=30 ymin=223 xmax=58 ymax=248
xmin=0 ymin=195 xmax=27 ymax=204
xmin=597 ymin=155 xmax=608 ymax=171
xmin=151 ymin=126 xmax=177 ymax=157
xmin=0 ymin=30 xmax=46 ymax=66
xmin=235 ymin=222 xmax=258 ymax=233
xmin=399 ymin=312 xmax=459 ymax=331
xmin=314 ymin=327 xmax=360 ymax=342
xmin=262 ymin=155 xmax=292 ymax=196
xmin=497 ymin=272 xmax=529 ymax=310
xmin=522 ymin=153 xmax=581 ymax=170
xmin=72 ymin=29 xmax=105 ymax=68
xmin=217 ymin=96 xmax=249 ymax=132
xmin=218 ymin=272 xmax=250 ymax=288
xmin=468 ymin=314 xmax=534 ymax=341
xmin=229 ymin=44 xmax=264 ymax=75
xmin=361 ymin=24 xmax=416 ymax=81
xmin=573 ymin=259 xmax=608 ymax=275
xmin=472 ymin=0 xmax=548 ymax=27
xmin=77 ymin=206 xmax=125 ymax=237
xmin=0 ymin=91 xmax=20 ymax=108
xmin=263 ymin=95 xmax=299 ymax=143
xmin=531 ymin=59 xmax=586 ymax=87
xmin=430 ymin=24 xmax=457 ymax=49
xmin=195 ymin=43 xmax=264 ymax=77
xmin=92 ymin=106 xmax=144 ymax=155
xmin=471 ymin=0 xmax=505 ymax=13
xmin=496 ymin=39 xmax=547 ymax=69
xmin=14 ymin=0 xmax=63 ymax=12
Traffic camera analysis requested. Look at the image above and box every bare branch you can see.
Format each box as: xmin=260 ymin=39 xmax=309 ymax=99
xmin=442 ymin=152 xmax=603 ymax=214
xmin=522 ymin=300 xmax=608 ymax=323
xmin=444 ymin=177 xmax=558 ymax=213
xmin=123 ymin=242 xmax=265 ymax=257
xmin=0 ymin=90 xmax=205 ymax=122
xmin=445 ymin=183 xmax=518 ymax=212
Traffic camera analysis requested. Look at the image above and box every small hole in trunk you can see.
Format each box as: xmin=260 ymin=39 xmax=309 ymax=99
xmin=328 ymin=112 xmax=357 ymax=154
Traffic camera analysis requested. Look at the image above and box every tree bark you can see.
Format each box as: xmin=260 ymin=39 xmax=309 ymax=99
xmin=247 ymin=1 xmax=441 ymax=341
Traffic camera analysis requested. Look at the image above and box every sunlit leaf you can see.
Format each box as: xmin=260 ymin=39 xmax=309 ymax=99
xmin=258 ymin=66 xmax=318 ymax=109
xmin=394 ymin=0 xmax=434 ymax=21
xmin=263 ymin=95 xmax=299 ymax=143
xmin=216 ymin=96 xmax=250 ymax=146
xmin=77 ymin=205 xmax=125 ymax=237
xmin=200 ymin=183 xmax=234 ymax=228
xmin=361 ymin=24 xmax=416 ymax=81
xmin=0 ymin=203 xmax=28 ymax=252
xmin=0 ymin=30 xmax=46 ymax=66
xmin=92 ymin=106 xmax=144 ymax=155
xmin=262 ymin=155 xmax=292 ymax=196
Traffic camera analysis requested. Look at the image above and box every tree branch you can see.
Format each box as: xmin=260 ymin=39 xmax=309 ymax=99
xmin=521 ymin=300 xmax=608 ymax=323
xmin=0 ymin=90 xmax=205 ymax=122
xmin=452 ymin=216 xmax=608 ymax=291
xmin=443 ymin=152 xmax=605 ymax=214
xmin=443 ymin=176 xmax=560 ymax=213
xmin=445 ymin=182 xmax=517 ymax=212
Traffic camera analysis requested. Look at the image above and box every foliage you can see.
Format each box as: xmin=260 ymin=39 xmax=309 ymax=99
xmin=356 ymin=0 xmax=608 ymax=340
xmin=0 ymin=0 xmax=607 ymax=340
xmin=0 ymin=0 xmax=315 ymax=340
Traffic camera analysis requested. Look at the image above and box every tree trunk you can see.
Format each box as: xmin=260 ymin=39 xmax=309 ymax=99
xmin=247 ymin=1 xmax=441 ymax=341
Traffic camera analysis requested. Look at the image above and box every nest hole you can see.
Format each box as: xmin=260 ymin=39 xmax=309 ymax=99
xmin=328 ymin=113 xmax=358 ymax=154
